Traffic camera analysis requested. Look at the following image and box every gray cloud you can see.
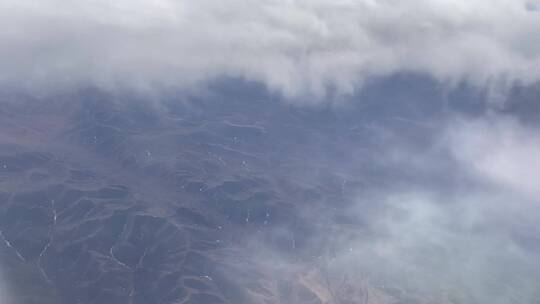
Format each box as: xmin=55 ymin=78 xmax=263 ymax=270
xmin=0 ymin=270 xmax=13 ymax=304
xmin=235 ymin=111 xmax=540 ymax=303
xmin=448 ymin=116 xmax=540 ymax=199
xmin=342 ymin=116 xmax=540 ymax=302
xmin=1 ymin=0 xmax=540 ymax=97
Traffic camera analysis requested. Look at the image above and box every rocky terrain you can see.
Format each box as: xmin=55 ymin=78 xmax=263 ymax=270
xmin=1 ymin=78 xmax=539 ymax=304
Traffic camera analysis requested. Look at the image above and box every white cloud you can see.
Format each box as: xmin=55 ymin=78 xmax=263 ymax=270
xmin=310 ymin=114 xmax=540 ymax=302
xmin=448 ymin=116 xmax=540 ymax=199
xmin=1 ymin=0 xmax=540 ymax=96
xmin=345 ymin=189 xmax=540 ymax=303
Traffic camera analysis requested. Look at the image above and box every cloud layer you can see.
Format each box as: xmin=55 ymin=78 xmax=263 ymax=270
xmin=448 ymin=116 xmax=540 ymax=199
xmin=292 ymin=113 xmax=540 ymax=303
xmin=1 ymin=1 xmax=540 ymax=302
xmin=1 ymin=0 xmax=540 ymax=96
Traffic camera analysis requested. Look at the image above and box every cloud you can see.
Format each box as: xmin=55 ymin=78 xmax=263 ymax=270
xmin=337 ymin=115 xmax=540 ymax=302
xmin=2 ymin=2 xmax=540 ymax=301
xmin=317 ymin=114 xmax=540 ymax=302
xmin=343 ymin=188 xmax=540 ymax=303
xmin=1 ymin=0 xmax=540 ymax=97
xmin=0 ymin=269 xmax=13 ymax=304
xmin=447 ymin=116 xmax=540 ymax=199
xmin=234 ymin=111 xmax=540 ymax=303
